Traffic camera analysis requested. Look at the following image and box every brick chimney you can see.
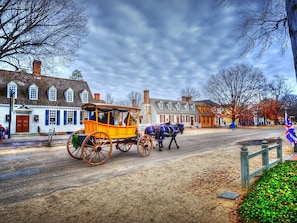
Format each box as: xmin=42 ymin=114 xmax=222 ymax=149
xmin=182 ymin=96 xmax=186 ymax=102
xmin=94 ymin=93 xmax=100 ymax=101
xmin=186 ymin=96 xmax=192 ymax=102
xmin=144 ymin=90 xmax=150 ymax=104
xmin=132 ymin=99 xmax=137 ymax=107
xmin=33 ymin=60 xmax=41 ymax=79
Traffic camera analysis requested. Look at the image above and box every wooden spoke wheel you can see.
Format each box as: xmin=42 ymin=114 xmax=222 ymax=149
xmin=81 ymin=131 xmax=112 ymax=166
xmin=66 ymin=129 xmax=85 ymax=160
xmin=137 ymin=134 xmax=153 ymax=157
xmin=117 ymin=141 xmax=133 ymax=152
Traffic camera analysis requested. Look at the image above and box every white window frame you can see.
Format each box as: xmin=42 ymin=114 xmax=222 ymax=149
xmin=80 ymin=90 xmax=88 ymax=103
xmin=65 ymin=88 xmax=74 ymax=103
xmin=49 ymin=110 xmax=57 ymax=125
xmin=29 ymin=83 xmax=38 ymax=100
xmin=67 ymin=110 xmax=74 ymax=124
xmin=48 ymin=86 xmax=57 ymax=101
xmin=7 ymin=81 xmax=18 ymax=98
xmin=167 ymin=102 xmax=172 ymax=110
xmin=158 ymin=101 xmax=164 ymax=110
xmin=175 ymin=103 xmax=180 ymax=111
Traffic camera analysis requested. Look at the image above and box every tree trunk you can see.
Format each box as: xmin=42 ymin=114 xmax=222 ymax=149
xmin=286 ymin=0 xmax=297 ymax=80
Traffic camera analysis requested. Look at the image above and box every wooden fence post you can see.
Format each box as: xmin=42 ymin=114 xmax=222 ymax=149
xmin=262 ymin=140 xmax=269 ymax=170
xmin=241 ymin=145 xmax=249 ymax=189
xmin=276 ymin=137 xmax=282 ymax=162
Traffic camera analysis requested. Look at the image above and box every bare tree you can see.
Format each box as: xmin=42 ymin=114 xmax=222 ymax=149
xmin=126 ymin=91 xmax=143 ymax=107
xmin=203 ymin=63 xmax=266 ymax=124
xmin=0 ymin=0 xmax=88 ymax=72
xmin=267 ymin=74 xmax=292 ymax=101
xmin=105 ymin=91 xmax=115 ymax=104
xmin=216 ymin=0 xmax=297 ymax=80
xmin=180 ymin=87 xmax=200 ymax=100
xmin=70 ymin=69 xmax=84 ymax=81
xmin=281 ymin=94 xmax=297 ymax=119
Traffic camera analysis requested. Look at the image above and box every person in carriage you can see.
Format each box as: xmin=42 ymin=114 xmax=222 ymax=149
xmin=0 ymin=124 xmax=5 ymax=142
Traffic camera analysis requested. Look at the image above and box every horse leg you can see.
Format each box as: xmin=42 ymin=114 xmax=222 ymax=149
xmin=168 ymin=137 xmax=173 ymax=150
xmin=172 ymin=135 xmax=179 ymax=149
xmin=158 ymin=136 xmax=163 ymax=151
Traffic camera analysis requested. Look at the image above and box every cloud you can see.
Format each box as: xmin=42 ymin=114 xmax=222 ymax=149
xmin=60 ymin=0 xmax=297 ymax=101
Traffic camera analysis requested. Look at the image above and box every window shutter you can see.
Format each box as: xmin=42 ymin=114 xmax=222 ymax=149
xmin=64 ymin=110 xmax=67 ymax=125
xmin=74 ymin=111 xmax=77 ymax=125
xmin=57 ymin=110 xmax=60 ymax=125
xmin=80 ymin=111 xmax=83 ymax=124
xmin=45 ymin=110 xmax=49 ymax=125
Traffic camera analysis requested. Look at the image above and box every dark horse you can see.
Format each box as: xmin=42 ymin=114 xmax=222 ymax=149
xmin=144 ymin=122 xmax=184 ymax=151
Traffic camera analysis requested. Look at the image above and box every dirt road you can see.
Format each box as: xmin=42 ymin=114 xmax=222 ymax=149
xmin=0 ymin=127 xmax=292 ymax=223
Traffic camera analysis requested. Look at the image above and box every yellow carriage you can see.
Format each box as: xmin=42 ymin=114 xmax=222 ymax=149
xmin=66 ymin=103 xmax=153 ymax=166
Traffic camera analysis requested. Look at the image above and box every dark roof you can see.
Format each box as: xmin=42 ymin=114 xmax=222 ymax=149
xmin=195 ymin=100 xmax=219 ymax=107
xmin=0 ymin=69 xmax=96 ymax=107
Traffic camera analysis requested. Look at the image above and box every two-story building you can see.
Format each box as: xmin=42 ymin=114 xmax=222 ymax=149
xmin=0 ymin=60 xmax=100 ymax=135
xmin=140 ymin=90 xmax=199 ymax=128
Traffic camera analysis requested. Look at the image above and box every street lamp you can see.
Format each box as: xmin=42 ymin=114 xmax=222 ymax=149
xmin=8 ymin=89 xmax=15 ymax=139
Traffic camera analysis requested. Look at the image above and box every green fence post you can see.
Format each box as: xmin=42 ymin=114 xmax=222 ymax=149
xmin=276 ymin=137 xmax=282 ymax=163
xmin=241 ymin=145 xmax=249 ymax=189
xmin=262 ymin=140 xmax=269 ymax=170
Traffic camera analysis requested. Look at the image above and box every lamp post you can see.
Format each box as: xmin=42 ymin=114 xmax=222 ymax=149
xmin=8 ymin=89 xmax=15 ymax=139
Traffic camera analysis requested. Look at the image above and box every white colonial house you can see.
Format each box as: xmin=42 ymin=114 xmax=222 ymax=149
xmin=0 ymin=60 xmax=102 ymax=136
xmin=140 ymin=90 xmax=200 ymax=128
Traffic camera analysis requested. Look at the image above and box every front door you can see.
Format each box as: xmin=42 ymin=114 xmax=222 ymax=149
xmin=16 ymin=115 xmax=29 ymax=132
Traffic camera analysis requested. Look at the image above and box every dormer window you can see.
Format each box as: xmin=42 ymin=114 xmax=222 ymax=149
xmin=29 ymin=83 xmax=38 ymax=100
xmin=190 ymin=104 xmax=195 ymax=111
xmin=80 ymin=90 xmax=88 ymax=103
xmin=48 ymin=86 xmax=57 ymax=101
xmin=7 ymin=81 xmax=17 ymax=98
xmin=184 ymin=103 xmax=189 ymax=111
xmin=158 ymin=101 xmax=164 ymax=110
xmin=175 ymin=103 xmax=180 ymax=111
xmin=65 ymin=88 xmax=73 ymax=102
xmin=167 ymin=102 xmax=172 ymax=110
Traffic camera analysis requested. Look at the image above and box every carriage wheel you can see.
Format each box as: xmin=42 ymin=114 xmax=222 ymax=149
xmin=117 ymin=142 xmax=133 ymax=152
xmin=81 ymin=131 xmax=112 ymax=166
xmin=137 ymin=134 xmax=153 ymax=157
xmin=66 ymin=129 xmax=85 ymax=160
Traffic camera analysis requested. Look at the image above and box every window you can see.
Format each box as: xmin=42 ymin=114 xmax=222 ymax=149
xmin=166 ymin=102 xmax=172 ymax=110
xmin=65 ymin=88 xmax=74 ymax=102
xmin=190 ymin=104 xmax=195 ymax=111
xmin=7 ymin=81 xmax=17 ymax=98
xmin=48 ymin=86 xmax=57 ymax=101
xmin=157 ymin=101 xmax=164 ymax=110
xmin=175 ymin=103 xmax=180 ymax=111
xmin=184 ymin=103 xmax=189 ymax=111
xmin=67 ymin=110 xmax=74 ymax=124
xmin=49 ymin=110 xmax=57 ymax=125
xmin=29 ymin=84 xmax=38 ymax=100
xmin=80 ymin=90 xmax=88 ymax=103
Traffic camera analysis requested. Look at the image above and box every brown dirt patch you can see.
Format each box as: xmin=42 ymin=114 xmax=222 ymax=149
xmin=0 ymin=136 xmax=293 ymax=223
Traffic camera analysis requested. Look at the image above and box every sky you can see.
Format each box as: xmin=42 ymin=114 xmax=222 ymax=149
xmin=59 ymin=0 xmax=297 ymax=102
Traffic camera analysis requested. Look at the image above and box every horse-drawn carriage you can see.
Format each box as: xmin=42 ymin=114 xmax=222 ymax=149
xmin=66 ymin=103 xmax=153 ymax=166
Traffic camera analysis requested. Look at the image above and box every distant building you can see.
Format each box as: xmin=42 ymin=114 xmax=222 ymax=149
xmin=0 ymin=60 xmax=102 ymax=135
xmin=141 ymin=90 xmax=220 ymax=128
xmin=195 ymin=100 xmax=225 ymax=128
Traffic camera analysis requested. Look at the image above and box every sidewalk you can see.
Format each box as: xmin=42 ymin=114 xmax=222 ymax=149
xmin=0 ymin=134 xmax=70 ymax=148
